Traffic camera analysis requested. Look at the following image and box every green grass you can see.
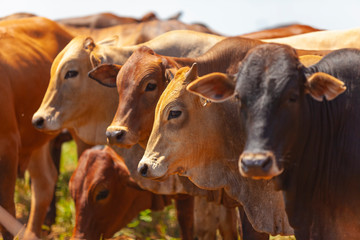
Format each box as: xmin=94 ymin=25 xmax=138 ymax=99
xmin=9 ymin=141 xmax=296 ymax=239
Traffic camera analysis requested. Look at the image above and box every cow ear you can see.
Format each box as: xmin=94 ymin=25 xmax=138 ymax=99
xmin=90 ymin=54 xmax=102 ymax=68
xmin=97 ymin=35 xmax=119 ymax=46
xmin=186 ymin=72 xmax=236 ymax=102
xmin=184 ymin=63 xmax=199 ymax=83
xmin=84 ymin=37 xmax=96 ymax=51
xmin=88 ymin=63 xmax=122 ymax=88
xmin=305 ymin=72 xmax=346 ymax=101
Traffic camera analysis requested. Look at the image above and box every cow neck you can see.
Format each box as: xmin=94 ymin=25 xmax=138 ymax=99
xmin=281 ymin=57 xmax=360 ymax=237
xmin=194 ymin=37 xmax=263 ymax=75
xmin=183 ymin=99 xmax=293 ymax=236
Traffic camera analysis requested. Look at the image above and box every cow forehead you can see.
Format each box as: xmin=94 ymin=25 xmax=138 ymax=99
xmin=156 ymin=67 xmax=191 ymax=113
xmin=236 ymin=44 xmax=301 ymax=99
xmin=51 ymin=36 xmax=91 ymax=75
xmin=119 ymin=49 xmax=163 ymax=82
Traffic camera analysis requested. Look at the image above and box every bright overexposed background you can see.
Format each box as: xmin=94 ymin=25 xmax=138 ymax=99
xmin=1 ymin=0 xmax=360 ymax=36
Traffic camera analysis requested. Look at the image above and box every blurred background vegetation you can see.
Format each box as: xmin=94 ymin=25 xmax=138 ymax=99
xmin=7 ymin=141 xmax=296 ymax=240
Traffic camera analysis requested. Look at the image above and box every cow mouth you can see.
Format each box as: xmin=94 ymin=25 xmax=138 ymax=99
xmin=239 ymin=151 xmax=284 ymax=179
xmin=137 ymin=155 xmax=169 ymax=180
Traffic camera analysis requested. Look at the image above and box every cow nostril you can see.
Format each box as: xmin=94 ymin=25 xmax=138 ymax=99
xmin=139 ymin=164 xmax=148 ymax=177
xmin=33 ymin=117 xmax=45 ymax=129
xmin=106 ymin=130 xmax=112 ymax=138
xmin=115 ymin=130 xmax=125 ymax=141
xmin=240 ymin=159 xmax=252 ymax=173
xmin=261 ymin=156 xmax=272 ymax=172
xmin=106 ymin=130 xmax=126 ymax=144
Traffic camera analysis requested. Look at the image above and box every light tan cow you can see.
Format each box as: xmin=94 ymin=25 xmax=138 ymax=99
xmin=266 ymin=27 xmax=360 ymax=50
xmin=0 ymin=17 xmax=73 ymax=239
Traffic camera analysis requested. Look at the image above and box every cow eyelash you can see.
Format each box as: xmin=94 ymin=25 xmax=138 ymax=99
xmin=288 ymin=93 xmax=299 ymax=102
xmin=95 ymin=189 xmax=109 ymax=201
xmin=168 ymin=110 xmax=182 ymax=120
xmin=145 ymin=82 xmax=157 ymax=91
xmin=65 ymin=70 xmax=79 ymax=79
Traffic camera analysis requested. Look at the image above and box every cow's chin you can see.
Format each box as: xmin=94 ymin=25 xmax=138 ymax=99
xmin=137 ymin=155 xmax=169 ymax=180
xmin=112 ymin=142 xmax=134 ymax=149
xmin=238 ymin=160 xmax=284 ymax=180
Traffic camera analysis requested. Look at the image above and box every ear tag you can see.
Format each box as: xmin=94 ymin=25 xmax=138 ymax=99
xmin=200 ymin=97 xmax=211 ymax=107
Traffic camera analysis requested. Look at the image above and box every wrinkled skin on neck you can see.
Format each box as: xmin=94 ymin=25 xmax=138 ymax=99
xmin=139 ymin=67 xmax=293 ymax=235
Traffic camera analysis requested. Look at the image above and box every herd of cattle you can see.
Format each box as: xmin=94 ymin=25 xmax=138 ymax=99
xmin=0 ymin=10 xmax=359 ymax=240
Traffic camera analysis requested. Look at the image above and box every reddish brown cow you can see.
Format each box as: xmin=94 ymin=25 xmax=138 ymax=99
xmin=69 ymin=146 xmax=171 ymax=240
xmin=55 ymin=11 xmax=159 ymax=29
xmin=62 ymin=18 xmax=219 ymax=43
xmin=241 ymin=24 xmax=321 ymax=39
xmin=0 ymin=17 xmax=73 ymax=239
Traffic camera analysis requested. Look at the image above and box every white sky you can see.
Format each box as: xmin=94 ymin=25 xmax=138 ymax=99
xmin=1 ymin=0 xmax=360 ymax=36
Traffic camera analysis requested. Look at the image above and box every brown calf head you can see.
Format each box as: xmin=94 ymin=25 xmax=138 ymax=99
xmin=69 ymin=146 xmax=168 ymax=240
xmin=89 ymin=46 xmax=174 ymax=148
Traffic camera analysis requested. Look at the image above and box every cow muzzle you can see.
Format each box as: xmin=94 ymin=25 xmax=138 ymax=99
xmin=239 ymin=151 xmax=282 ymax=179
xmin=31 ymin=112 xmax=61 ymax=133
xmin=106 ymin=126 xmax=137 ymax=148
xmin=137 ymin=155 xmax=168 ymax=180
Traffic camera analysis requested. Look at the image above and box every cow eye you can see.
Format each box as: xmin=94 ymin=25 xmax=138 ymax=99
xmin=95 ymin=189 xmax=109 ymax=201
xmin=65 ymin=70 xmax=78 ymax=79
xmin=168 ymin=110 xmax=182 ymax=120
xmin=145 ymin=82 xmax=157 ymax=91
xmin=289 ymin=93 xmax=299 ymax=103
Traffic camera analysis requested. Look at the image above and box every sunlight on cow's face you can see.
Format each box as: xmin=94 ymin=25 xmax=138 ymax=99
xmin=138 ymin=65 xmax=217 ymax=179
xmin=106 ymin=47 xmax=167 ymax=148
xmin=32 ymin=36 xmax=99 ymax=132
xmin=236 ymin=44 xmax=306 ymax=179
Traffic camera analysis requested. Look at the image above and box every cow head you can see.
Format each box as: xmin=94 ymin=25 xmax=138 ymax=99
xmin=187 ymin=43 xmax=346 ymax=180
xmin=32 ymin=36 xmax=119 ymax=145
xmin=89 ymin=46 xmax=172 ymax=148
xmin=69 ymin=146 xmax=158 ymax=240
xmin=137 ymin=64 xmax=243 ymax=184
